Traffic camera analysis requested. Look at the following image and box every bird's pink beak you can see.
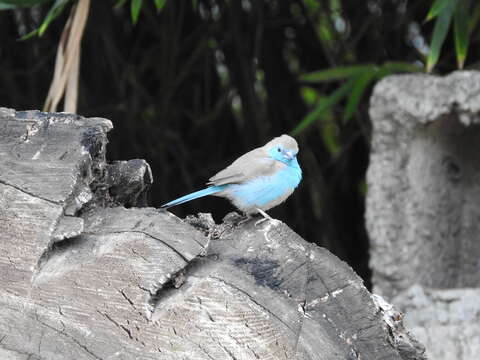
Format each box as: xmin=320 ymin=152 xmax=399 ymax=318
xmin=284 ymin=151 xmax=294 ymax=160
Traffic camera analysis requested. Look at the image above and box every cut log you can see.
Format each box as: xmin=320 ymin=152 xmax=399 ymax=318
xmin=0 ymin=107 xmax=424 ymax=359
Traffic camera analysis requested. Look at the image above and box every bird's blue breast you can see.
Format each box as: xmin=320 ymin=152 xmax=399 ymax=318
xmin=227 ymin=158 xmax=302 ymax=210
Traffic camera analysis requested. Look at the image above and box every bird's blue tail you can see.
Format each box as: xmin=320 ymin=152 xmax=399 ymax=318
xmin=161 ymin=185 xmax=227 ymax=209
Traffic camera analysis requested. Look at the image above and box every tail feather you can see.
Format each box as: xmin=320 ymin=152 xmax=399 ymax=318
xmin=161 ymin=185 xmax=226 ymax=209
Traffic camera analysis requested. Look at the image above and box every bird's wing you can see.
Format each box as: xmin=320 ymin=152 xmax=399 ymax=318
xmin=207 ymin=148 xmax=279 ymax=186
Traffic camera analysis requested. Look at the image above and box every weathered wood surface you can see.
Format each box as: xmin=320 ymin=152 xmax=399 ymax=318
xmin=367 ymin=71 xmax=480 ymax=359
xmin=0 ymin=108 xmax=424 ymax=359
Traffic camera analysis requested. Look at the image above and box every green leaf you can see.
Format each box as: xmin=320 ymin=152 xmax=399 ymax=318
xmin=300 ymin=65 xmax=374 ymax=83
xmin=321 ymin=117 xmax=340 ymax=157
xmin=381 ymin=61 xmax=423 ymax=73
xmin=343 ymin=71 xmax=376 ymax=123
xmin=38 ymin=0 xmax=69 ymax=36
xmin=370 ymin=62 xmax=422 ymax=81
xmin=426 ymin=0 xmax=455 ymax=72
xmin=291 ymin=77 xmax=356 ymax=135
xmin=470 ymin=2 xmax=480 ymax=31
xmin=303 ymin=0 xmax=320 ymax=12
xmin=19 ymin=28 xmax=40 ymax=40
xmin=425 ymin=0 xmax=452 ymax=22
xmin=454 ymin=0 xmax=471 ymax=68
xmin=300 ymin=86 xmax=319 ymax=106
xmin=0 ymin=0 xmax=52 ymax=8
xmin=154 ymin=0 xmax=166 ymax=12
xmin=358 ymin=180 xmax=367 ymax=196
xmin=18 ymin=0 xmax=70 ymax=39
xmin=114 ymin=0 xmax=127 ymax=8
xmin=131 ymin=0 xmax=142 ymax=24
xmin=191 ymin=0 xmax=197 ymax=10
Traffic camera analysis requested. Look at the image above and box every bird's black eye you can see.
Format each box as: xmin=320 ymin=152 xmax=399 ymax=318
xmin=277 ymin=147 xmax=281 ymax=152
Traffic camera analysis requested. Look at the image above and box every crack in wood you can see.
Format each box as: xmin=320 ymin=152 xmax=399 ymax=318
xmin=84 ymin=230 xmax=191 ymax=263
xmin=208 ymin=276 xmax=297 ymax=334
xmin=0 ymin=179 xmax=60 ymax=205
xmin=98 ymin=311 xmax=133 ymax=340
xmin=307 ymin=259 xmax=363 ymax=359
xmin=291 ymin=244 xmax=310 ymax=358
xmin=32 ymin=312 xmax=103 ymax=360
xmin=118 ymin=289 xmax=136 ymax=309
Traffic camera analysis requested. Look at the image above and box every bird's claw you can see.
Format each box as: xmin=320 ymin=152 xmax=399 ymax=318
xmin=234 ymin=209 xmax=274 ymax=227
xmin=254 ymin=208 xmax=273 ymax=226
xmin=236 ymin=215 xmax=252 ymax=226
xmin=254 ymin=217 xmax=269 ymax=226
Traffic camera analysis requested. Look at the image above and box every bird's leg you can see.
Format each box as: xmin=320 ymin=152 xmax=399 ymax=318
xmin=255 ymin=208 xmax=272 ymax=226
xmin=236 ymin=213 xmax=253 ymax=226
xmin=257 ymin=208 xmax=272 ymax=219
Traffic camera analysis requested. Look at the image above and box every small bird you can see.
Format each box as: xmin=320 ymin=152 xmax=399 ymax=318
xmin=162 ymin=134 xmax=302 ymax=220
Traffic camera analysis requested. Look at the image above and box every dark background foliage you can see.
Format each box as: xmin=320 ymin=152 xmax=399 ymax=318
xmin=1 ymin=0 xmax=478 ymax=287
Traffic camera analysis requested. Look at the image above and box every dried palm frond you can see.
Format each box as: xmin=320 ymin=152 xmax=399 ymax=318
xmin=43 ymin=0 xmax=90 ymax=113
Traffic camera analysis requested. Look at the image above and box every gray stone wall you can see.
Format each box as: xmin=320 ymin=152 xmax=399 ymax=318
xmin=367 ymin=71 xmax=480 ymax=359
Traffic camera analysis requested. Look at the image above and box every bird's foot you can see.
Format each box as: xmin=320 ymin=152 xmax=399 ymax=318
xmin=236 ymin=214 xmax=253 ymax=226
xmin=254 ymin=208 xmax=273 ymax=226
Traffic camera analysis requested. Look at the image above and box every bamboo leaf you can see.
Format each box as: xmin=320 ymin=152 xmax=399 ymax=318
xmin=343 ymin=72 xmax=375 ymax=123
xmin=18 ymin=0 xmax=70 ymax=39
xmin=371 ymin=62 xmax=422 ymax=81
xmin=131 ymin=0 xmax=142 ymax=24
xmin=470 ymin=2 xmax=480 ymax=31
xmin=0 ymin=0 xmax=52 ymax=8
xmin=19 ymin=28 xmax=40 ymax=40
xmin=300 ymin=65 xmax=374 ymax=83
xmin=426 ymin=0 xmax=455 ymax=72
xmin=301 ymin=86 xmax=319 ymax=106
xmin=303 ymin=0 xmax=320 ymax=12
xmin=291 ymin=78 xmax=356 ymax=135
xmin=114 ymin=0 xmax=127 ymax=8
xmin=454 ymin=0 xmax=471 ymax=68
xmin=321 ymin=117 xmax=340 ymax=157
xmin=38 ymin=0 xmax=70 ymax=36
xmin=153 ymin=0 xmax=166 ymax=12
xmin=425 ymin=0 xmax=451 ymax=22
xmin=381 ymin=61 xmax=423 ymax=73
